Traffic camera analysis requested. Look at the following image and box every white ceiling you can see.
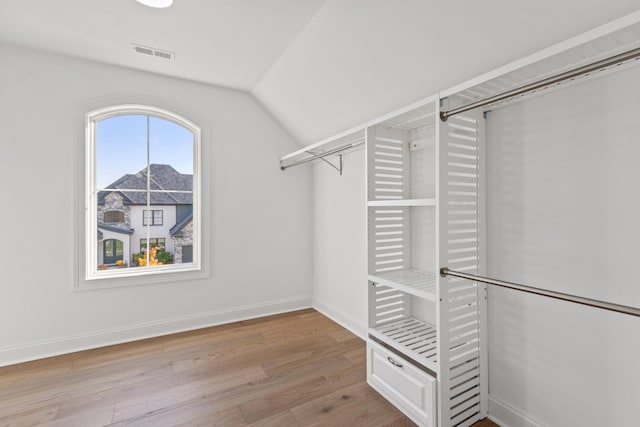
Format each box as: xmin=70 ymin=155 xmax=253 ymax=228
xmin=0 ymin=0 xmax=326 ymax=90
xmin=2 ymin=0 xmax=640 ymax=145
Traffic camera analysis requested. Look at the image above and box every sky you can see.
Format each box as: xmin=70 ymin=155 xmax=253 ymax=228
xmin=96 ymin=115 xmax=194 ymax=189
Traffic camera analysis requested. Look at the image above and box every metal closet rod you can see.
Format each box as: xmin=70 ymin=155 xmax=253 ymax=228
xmin=440 ymin=268 xmax=640 ymax=318
xmin=440 ymin=46 xmax=640 ymax=121
xmin=280 ymin=140 xmax=365 ymax=170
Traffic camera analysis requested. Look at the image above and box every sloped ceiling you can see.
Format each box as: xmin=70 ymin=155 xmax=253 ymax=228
xmin=1 ymin=0 xmax=639 ymax=145
xmin=252 ymin=0 xmax=640 ymax=143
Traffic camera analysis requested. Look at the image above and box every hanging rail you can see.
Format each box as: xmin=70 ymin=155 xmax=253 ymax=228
xmin=440 ymin=46 xmax=640 ymax=121
xmin=280 ymin=140 xmax=365 ymax=171
xmin=440 ymin=268 xmax=640 ymax=318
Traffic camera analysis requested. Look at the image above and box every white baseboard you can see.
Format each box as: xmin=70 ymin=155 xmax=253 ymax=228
xmin=488 ymin=395 xmax=546 ymax=427
xmin=312 ymin=298 xmax=367 ymax=340
xmin=0 ymin=296 xmax=312 ymax=367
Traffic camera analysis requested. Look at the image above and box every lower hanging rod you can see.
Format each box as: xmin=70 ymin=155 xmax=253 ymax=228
xmin=440 ymin=46 xmax=640 ymax=121
xmin=280 ymin=140 xmax=364 ymax=171
xmin=440 ymin=267 xmax=640 ymax=318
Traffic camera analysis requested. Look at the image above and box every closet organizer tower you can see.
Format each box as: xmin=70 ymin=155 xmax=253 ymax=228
xmin=365 ymin=98 xmax=486 ymax=427
xmin=280 ymin=10 xmax=640 ymax=427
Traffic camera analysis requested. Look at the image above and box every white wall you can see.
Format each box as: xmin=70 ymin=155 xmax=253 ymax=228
xmin=0 ymin=45 xmax=312 ymax=366
xmin=311 ymin=150 xmax=368 ymax=337
xmin=485 ymin=66 xmax=640 ymax=427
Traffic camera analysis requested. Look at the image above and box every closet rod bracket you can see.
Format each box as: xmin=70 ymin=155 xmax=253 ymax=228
xmin=306 ymin=150 xmax=343 ymax=175
xmin=280 ymin=140 xmax=363 ymax=173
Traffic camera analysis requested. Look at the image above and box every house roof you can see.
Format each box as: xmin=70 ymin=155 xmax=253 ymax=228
xmin=98 ymin=164 xmax=192 ymax=206
xmin=98 ymin=222 xmax=134 ymax=235
xmin=170 ymin=213 xmax=193 ymax=238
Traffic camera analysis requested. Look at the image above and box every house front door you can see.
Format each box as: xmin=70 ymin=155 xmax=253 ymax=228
xmin=103 ymin=239 xmax=123 ymax=264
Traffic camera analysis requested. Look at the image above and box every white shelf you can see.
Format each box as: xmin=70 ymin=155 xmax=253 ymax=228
xmin=369 ymin=317 xmax=438 ymax=373
xmin=368 ymin=269 xmax=437 ymax=301
xmin=368 ymin=198 xmax=436 ymax=207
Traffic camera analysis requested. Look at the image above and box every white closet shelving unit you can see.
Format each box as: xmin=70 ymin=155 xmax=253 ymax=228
xmin=278 ymin=10 xmax=640 ymax=427
xmin=365 ymin=98 xmax=443 ymax=427
xmin=365 ymin=92 xmax=486 ymax=427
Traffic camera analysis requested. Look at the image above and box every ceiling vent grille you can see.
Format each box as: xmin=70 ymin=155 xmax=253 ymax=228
xmin=132 ymin=44 xmax=175 ymax=60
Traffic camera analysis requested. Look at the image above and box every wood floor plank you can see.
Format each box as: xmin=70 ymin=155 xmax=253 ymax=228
xmin=289 ymin=381 xmax=409 ymax=427
xmin=382 ymin=418 xmax=422 ymax=427
xmin=330 ymin=329 xmax=358 ymax=343
xmin=0 ymin=309 xmax=498 ymax=427
xmin=0 ymin=357 xmax=175 ymax=417
xmin=0 ymin=405 xmax=60 ymax=427
xmin=343 ymin=346 xmax=366 ymax=365
xmin=70 ymin=338 xmax=165 ymax=370
xmin=239 ymin=364 xmax=363 ymax=423
xmin=260 ymin=337 xmax=361 ymax=377
xmin=111 ymin=365 xmax=266 ymax=423
xmin=41 ymin=404 xmax=115 ymax=427
xmin=245 ymin=410 xmax=299 ymax=427
xmin=110 ymin=403 xmax=245 ymax=427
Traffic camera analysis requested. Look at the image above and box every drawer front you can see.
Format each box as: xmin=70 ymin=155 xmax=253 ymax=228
xmin=367 ymin=340 xmax=436 ymax=427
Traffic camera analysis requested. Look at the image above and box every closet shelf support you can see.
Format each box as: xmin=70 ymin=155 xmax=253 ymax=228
xmin=440 ymin=267 xmax=640 ymax=318
xmin=306 ymin=150 xmax=343 ymax=175
xmin=280 ymin=140 xmax=363 ymax=174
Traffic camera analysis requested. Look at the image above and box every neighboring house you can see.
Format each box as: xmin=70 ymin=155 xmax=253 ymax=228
xmin=97 ymin=164 xmax=193 ymax=267
xmin=170 ymin=212 xmax=194 ymax=264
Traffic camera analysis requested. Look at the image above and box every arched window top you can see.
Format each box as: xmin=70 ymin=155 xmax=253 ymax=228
xmin=87 ymin=104 xmax=200 ymax=136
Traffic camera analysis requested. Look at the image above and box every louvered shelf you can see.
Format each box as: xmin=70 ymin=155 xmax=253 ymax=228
xmin=367 ymin=198 xmax=436 ymax=207
xmin=368 ymin=269 xmax=437 ymax=301
xmin=369 ymin=317 xmax=438 ymax=373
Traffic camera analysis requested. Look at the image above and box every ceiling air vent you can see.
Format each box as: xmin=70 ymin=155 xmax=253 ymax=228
xmin=132 ymin=44 xmax=175 ymax=60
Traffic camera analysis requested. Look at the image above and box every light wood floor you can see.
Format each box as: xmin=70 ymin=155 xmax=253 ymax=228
xmin=0 ymin=309 xmax=498 ymax=427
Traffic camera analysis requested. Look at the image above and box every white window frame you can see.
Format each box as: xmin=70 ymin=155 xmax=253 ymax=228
xmin=81 ymin=104 xmax=202 ymax=286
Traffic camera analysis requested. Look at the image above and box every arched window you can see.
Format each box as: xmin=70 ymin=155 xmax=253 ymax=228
xmin=103 ymin=239 xmax=124 ymax=264
xmin=85 ymin=105 xmax=201 ymax=282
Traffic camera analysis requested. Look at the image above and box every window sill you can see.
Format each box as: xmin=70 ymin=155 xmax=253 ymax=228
xmin=75 ymin=264 xmax=208 ymax=291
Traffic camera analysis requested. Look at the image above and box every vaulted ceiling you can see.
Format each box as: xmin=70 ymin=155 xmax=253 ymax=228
xmin=2 ymin=0 xmax=639 ymax=144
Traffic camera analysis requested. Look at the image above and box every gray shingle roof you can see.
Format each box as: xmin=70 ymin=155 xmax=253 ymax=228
xmin=98 ymin=164 xmax=192 ymax=206
xmin=97 ymin=222 xmax=134 ymax=235
xmin=170 ymin=212 xmax=193 ymax=237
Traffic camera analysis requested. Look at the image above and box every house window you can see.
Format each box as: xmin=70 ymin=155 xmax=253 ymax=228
xmin=84 ymin=105 xmax=201 ymax=284
xmin=140 ymin=238 xmax=166 ymax=250
xmin=104 ymin=211 xmax=124 ymax=223
xmin=143 ymin=209 xmax=163 ymax=226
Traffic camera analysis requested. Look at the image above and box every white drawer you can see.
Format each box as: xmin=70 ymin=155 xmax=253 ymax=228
xmin=367 ymin=340 xmax=436 ymax=427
